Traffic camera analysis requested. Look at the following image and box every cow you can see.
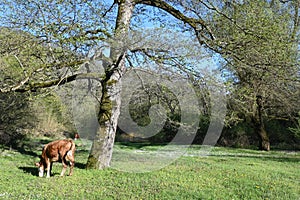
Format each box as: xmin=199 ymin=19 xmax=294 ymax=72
xmin=35 ymin=139 xmax=75 ymax=178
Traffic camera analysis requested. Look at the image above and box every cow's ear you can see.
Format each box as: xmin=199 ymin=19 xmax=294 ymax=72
xmin=35 ymin=162 xmax=40 ymax=167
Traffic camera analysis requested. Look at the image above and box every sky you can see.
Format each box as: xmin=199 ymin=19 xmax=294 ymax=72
xmin=0 ymin=0 xmax=225 ymax=79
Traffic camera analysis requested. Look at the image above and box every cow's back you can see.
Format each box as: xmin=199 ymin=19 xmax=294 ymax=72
xmin=43 ymin=139 xmax=74 ymax=162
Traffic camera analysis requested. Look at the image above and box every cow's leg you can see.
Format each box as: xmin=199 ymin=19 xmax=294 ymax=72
xmin=66 ymin=150 xmax=75 ymax=176
xmin=68 ymin=160 xmax=75 ymax=176
xmin=60 ymin=160 xmax=68 ymax=177
xmin=46 ymin=159 xmax=51 ymax=178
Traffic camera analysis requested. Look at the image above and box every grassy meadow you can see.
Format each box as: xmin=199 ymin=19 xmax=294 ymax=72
xmin=0 ymin=138 xmax=299 ymax=200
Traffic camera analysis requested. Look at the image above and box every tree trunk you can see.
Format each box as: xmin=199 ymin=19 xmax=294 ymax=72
xmin=86 ymin=70 xmax=124 ymax=169
xmin=257 ymin=123 xmax=270 ymax=151
xmin=86 ymin=0 xmax=135 ymax=169
xmin=252 ymin=95 xmax=270 ymax=151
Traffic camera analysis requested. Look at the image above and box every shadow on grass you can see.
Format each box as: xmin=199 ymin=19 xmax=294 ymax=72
xmin=19 ymin=162 xmax=87 ymax=177
xmin=12 ymin=138 xmax=54 ymax=158
xmin=75 ymin=162 xmax=86 ymax=169
xmin=115 ymin=142 xmax=167 ymax=149
xmin=19 ymin=166 xmax=37 ymax=176
xmin=210 ymin=153 xmax=300 ymax=163
xmin=14 ymin=146 xmax=39 ymax=157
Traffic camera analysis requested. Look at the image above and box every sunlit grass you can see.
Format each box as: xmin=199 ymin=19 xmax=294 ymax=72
xmin=0 ymin=141 xmax=299 ymax=199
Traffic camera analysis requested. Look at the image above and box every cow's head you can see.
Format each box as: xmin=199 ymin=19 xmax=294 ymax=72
xmin=35 ymin=161 xmax=44 ymax=177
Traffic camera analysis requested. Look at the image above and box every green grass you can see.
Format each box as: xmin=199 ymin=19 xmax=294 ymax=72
xmin=0 ymin=139 xmax=299 ymax=200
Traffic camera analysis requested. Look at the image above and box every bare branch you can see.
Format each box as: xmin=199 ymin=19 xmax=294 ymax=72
xmin=138 ymin=0 xmax=215 ymax=40
xmin=0 ymin=72 xmax=106 ymax=93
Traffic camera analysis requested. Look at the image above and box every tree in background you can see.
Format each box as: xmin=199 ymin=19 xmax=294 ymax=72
xmin=210 ymin=0 xmax=299 ymax=150
xmin=0 ymin=28 xmax=75 ymax=142
xmin=0 ymin=91 xmax=33 ymax=146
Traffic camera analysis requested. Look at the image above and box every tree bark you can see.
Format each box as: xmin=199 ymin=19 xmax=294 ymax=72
xmin=257 ymin=123 xmax=270 ymax=151
xmin=86 ymin=0 xmax=135 ymax=169
xmin=86 ymin=70 xmax=124 ymax=169
xmin=252 ymin=95 xmax=270 ymax=151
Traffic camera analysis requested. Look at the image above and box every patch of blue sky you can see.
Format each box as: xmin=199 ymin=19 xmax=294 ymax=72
xmin=126 ymin=28 xmax=222 ymax=81
xmin=128 ymin=1 xmax=224 ymax=76
xmin=0 ymin=0 xmax=226 ymax=81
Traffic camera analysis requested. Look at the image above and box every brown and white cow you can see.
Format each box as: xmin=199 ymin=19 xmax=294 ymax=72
xmin=35 ymin=139 xmax=75 ymax=178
